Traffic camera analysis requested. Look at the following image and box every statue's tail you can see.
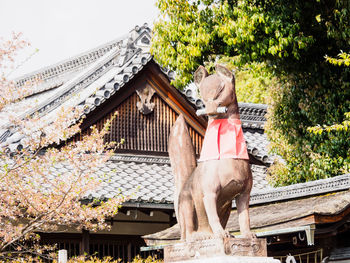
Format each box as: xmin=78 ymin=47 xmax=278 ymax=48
xmin=168 ymin=114 xmax=197 ymax=220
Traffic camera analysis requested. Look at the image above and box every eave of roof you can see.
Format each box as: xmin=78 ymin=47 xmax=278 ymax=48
xmin=81 ymin=154 xmax=273 ymax=205
xmin=248 ymin=173 xmax=350 ymax=206
xmin=143 ymin=187 xmax=350 ymax=243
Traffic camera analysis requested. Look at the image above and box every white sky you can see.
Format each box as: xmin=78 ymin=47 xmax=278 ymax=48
xmin=0 ymin=0 xmax=159 ymax=78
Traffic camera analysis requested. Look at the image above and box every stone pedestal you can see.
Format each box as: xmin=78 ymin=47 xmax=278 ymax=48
xmin=164 ymin=238 xmax=280 ymax=263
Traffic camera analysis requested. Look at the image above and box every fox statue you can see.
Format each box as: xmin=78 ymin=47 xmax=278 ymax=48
xmin=168 ymin=64 xmax=256 ymax=241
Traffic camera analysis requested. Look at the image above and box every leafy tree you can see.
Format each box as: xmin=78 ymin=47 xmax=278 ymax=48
xmin=0 ymin=34 xmax=126 ymax=260
xmin=152 ymin=0 xmax=350 ymax=185
xmin=215 ymin=57 xmax=277 ymax=104
xmin=266 ymin=48 xmax=350 ymax=185
xmin=297 ymin=53 xmax=350 ymax=183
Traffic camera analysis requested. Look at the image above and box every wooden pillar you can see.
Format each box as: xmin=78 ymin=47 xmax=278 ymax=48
xmin=80 ymin=229 xmax=90 ymax=255
xmin=169 ymin=211 xmax=177 ymax=227
xmin=127 ymin=242 xmax=132 ymax=262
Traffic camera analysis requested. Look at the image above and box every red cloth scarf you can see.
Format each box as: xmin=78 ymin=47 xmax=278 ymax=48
xmin=198 ymin=119 xmax=249 ymax=162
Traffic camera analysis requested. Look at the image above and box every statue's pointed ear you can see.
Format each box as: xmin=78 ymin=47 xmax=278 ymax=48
xmin=194 ymin=66 xmax=208 ymax=88
xmin=216 ymin=64 xmax=234 ymax=83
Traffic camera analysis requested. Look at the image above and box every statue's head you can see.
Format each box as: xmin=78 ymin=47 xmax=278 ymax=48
xmin=194 ymin=64 xmax=237 ymax=117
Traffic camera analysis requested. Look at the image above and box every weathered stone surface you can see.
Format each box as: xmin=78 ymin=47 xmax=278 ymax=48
xmin=164 ymin=237 xmax=267 ymax=262
xmin=167 ymin=256 xmax=280 ymax=263
xmin=224 ymin=238 xmax=267 ymax=257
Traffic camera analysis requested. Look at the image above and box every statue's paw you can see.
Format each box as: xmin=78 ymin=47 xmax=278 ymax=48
xmin=242 ymin=231 xmax=257 ymax=239
xmin=189 ymin=232 xmax=212 ymax=241
xmin=214 ymin=229 xmax=231 ymax=239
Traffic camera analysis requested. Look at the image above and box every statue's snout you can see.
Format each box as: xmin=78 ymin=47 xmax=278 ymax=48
xmin=205 ymin=100 xmax=220 ymax=115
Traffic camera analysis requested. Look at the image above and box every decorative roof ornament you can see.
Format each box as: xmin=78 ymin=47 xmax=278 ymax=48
xmin=136 ymin=85 xmax=156 ymax=115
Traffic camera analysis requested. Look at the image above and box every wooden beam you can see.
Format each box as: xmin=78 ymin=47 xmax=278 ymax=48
xmin=314 ymin=205 xmax=350 ymax=224
xmin=146 ymin=62 xmax=207 ymax=136
xmin=127 ymin=242 xmax=132 ymax=262
xmin=80 ymin=229 xmax=90 ymax=256
xmin=250 ymin=215 xmax=316 ymax=233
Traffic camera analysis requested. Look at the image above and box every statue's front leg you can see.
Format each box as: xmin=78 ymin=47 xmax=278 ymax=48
xmin=203 ymin=192 xmax=230 ymax=239
xmin=178 ymin=188 xmax=196 ymax=241
xmin=235 ymin=192 xmax=256 ymax=239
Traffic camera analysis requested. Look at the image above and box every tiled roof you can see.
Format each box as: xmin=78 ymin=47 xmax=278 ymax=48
xmin=48 ymin=154 xmax=270 ymax=205
xmin=84 ymin=155 xmax=174 ymax=204
xmin=244 ymin=128 xmax=273 ymax=165
xmin=1 ymin=25 xmax=181 ymax=155
xmin=1 ymin=25 xmax=157 ymax=150
xmin=85 ymin=153 xmax=349 ymax=206
xmin=13 ymin=33 xmax=128 ymax=95
xmin=250 ymin=165 xmax=271 ymax=191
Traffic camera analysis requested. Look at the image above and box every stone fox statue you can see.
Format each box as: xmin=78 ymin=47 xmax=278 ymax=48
xmin=168 ymin=64 xmax=256 ymax=241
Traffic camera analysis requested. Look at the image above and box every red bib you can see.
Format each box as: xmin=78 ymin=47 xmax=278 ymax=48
xmin=198 ymin=119 xmax=249 ymax=162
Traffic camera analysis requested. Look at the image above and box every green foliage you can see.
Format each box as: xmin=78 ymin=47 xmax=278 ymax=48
xmin=153 ymin=0 xmax=350 ymax=185
xmin=152 ymin=0 xmax=211 ymax=88
xmin=217 ymin=57 xmax=277 ymax=104
xmin=65 ymin=256 xmax=120 ymax=263
xmin=129 ymin=255 xmax=163 ymax=263
xmin=307 ymin=112 xmax=350 ymax=134
xmin=266 ymin=52 xmax=350 ymax=185
xmin=151 ymin=0 xmax=322 ymax=88
xmin=326 ymin=51 xmax=350 ymax=67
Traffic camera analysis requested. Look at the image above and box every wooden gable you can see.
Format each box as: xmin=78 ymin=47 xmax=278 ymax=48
xmin=79 ymin=61 xmax=207 ymax=156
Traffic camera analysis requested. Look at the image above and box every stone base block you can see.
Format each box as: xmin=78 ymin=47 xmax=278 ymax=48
xmin=168 ymin=256 xmax=280 ymax=263
xmin=164 ymin=237 xmax=269 ymax=262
